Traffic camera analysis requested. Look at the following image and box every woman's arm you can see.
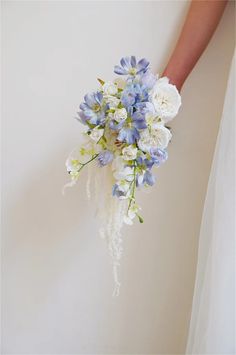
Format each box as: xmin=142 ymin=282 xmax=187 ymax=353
xmin=162 ymin=0 xmax=228 ymax=91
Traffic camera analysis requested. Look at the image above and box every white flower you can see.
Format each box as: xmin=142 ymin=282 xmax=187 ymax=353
xmin=145 ymin=112 xmax=163 ymax=128
xmin=102 ymin=81 xmax=118 ymax=95
xmin=150 ymin=76 xmax=181 ymax=122
xmin=112 ymin=155 xmax=134 ymax=181
xmin=89 ymin=126 xmax=104 ymax=143
xmin=66 ymin=157 xmax=81 ymax=173
xmin=153 ymin=125 xmax=172 ymax=149
xmin=114 ymin=166 xmax=134 ymax=182
xmin=138 ymin=126 xmax=172 ymax=152
xmin=115 ymin=180 xmax=131 ymax=200
xmin=114 ymin=108 xmax=127 ymax=122
xmin=112 ymin=156 xmax=125 ymax=171
xmin=137 ymin=129 xmax=156 ymax=153
xmin=104 ymin=95 xmax=120 ymax=108
xmin=114 ymin=77 xmax=126 ymax=90
xmin=124 ymin=204 xmax=141 ymax=225
xmin=122 ymin=145 xmax=138 ymax=161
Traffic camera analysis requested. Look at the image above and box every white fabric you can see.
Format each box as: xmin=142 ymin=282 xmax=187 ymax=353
xmin=186 ymin=53 xmax=236 ymax=354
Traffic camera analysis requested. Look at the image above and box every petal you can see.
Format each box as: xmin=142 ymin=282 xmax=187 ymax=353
xmin=80 ymin=102 xmax=89 ymax=111
xmin=120 ymin=56 xmax=131 ymax=70
xmin=114 ymin=65 xmax=127 ymax=75
xmin=130 ymin=56 xmax=137 ymax=68
xmin=95 ymin=91 xmax=103 ymax=104
xmin=109 ymin=119 xmax=125 ymax=131
xmin=84 ymin=93 xmax=96 ymax=108
xmin=137 ymin=58 xmax=149 ymax=73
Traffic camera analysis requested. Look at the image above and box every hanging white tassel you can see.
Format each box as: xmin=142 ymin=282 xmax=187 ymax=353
xmin=86 ymin=164 xmax=92 ymax=200
xmin=88 ymin=164 xmax=127 ymax=296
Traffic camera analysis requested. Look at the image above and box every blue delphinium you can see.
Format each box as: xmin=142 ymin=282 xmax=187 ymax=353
xmin=136 ymin=170 xmax=156 ymax=187
xmin=150 ymin=148 xmax=168 ymax=166
xmin=117 ymin=126 xmax=140 ymax=144
xmin=114 ymin=56 xmax=149 ymax=76
xmin=112 ymin=183 xmax=128 ymax=199
xmin=139 ymin=69 xmax=157 ymax=89
xmin=121 ymin=83 xmax=149 ymax=110
xmin=98 ymin=150 xmax=114 ymax=166
xmin=78 ymin=92 xmax=105 ymax=126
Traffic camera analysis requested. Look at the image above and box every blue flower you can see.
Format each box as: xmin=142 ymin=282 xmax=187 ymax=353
xmin=133 ymin=83 xmax=149 ymax=102
xmin=78 ymin=92 xmax=105 ymax=125
xmin=131 ymin=112 xmax=147 ymax=130
xmin=109 ymin=119 xmax=125 ymax=131
xmin=121 ymin=83 xmax=149 ymax=113
xmin=117 ymin=127 xmax=140 ymax=144
xmin=115 ymin=106 xmax=149 ymax=144
xmin=136 ymin=170 xmax=156 ymax=187
xmin=97 ymin=150 xmax=114 ymax=166
xmin=112 ymin=182 xmax=130 ymax=199
xmin=150 ymin=148 xmax=168 ymax=166
xmin=136 ymin=156 xmax=154 ymax=169
xmin=121 ymin=85 xmax=136 ymax=108
xmin=139 ymin=69 xmax=157 ymax=89
xmin=114 ymin=56 xmax=149 ymax=76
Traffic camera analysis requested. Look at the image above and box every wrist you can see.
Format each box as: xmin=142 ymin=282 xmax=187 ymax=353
xmin=161 ymin=68 xmax=185 ymax=92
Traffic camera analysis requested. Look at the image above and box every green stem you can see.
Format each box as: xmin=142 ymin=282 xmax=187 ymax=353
xmin=78 ymin=153 xmax=99 ymax=173
xmin=127 ymin=164 xmax=137 ymax=213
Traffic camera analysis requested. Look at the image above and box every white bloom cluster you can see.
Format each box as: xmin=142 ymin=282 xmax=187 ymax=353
xmin=150 ymin=77 xmax=181 ymax=122
xmin=138 ymin=125 xmax=172 ymax=152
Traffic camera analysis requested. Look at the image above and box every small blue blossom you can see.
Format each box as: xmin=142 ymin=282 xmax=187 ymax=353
xmin=121 ymin=85 xmax=136 ymax=108
xmin=98 ymin=150 xmax=114 ymax=166
xmin=117 ymin=127 xmax=140 ymax=144
xmin=131 ymin=111 xmax=147 ymax=129
xmin=112 ymin=180 xmax=131 ymax=199
xmin=109 ymin=119 xmax=125 ymax=131
xmin=121 ymin=83 xmax=149 ymax=110
xmin=139 ymin=69 xmax=157 ymax=89
xmin=136 ymin=156 xmax=154 ymax=169
xmin=136 ymin=170 xmax=156 ymax=187
xmin=134 ymin=102 xmax=155 ymax=116
xmin=79 ymin=91 xmax=105 ymax=125
xmin=114 ymin=56 xmax=149 ymax=76
xmin=150 ymin=148 xmax=168 ymax=166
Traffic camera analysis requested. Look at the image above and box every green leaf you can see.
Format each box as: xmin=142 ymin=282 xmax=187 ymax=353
xmin=97 ymin=78 xmax=105 ymax=86
xmin=137 ymin=214 xmax=144 ymax=223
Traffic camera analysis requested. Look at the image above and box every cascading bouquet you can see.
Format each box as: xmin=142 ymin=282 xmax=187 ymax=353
xmin=65 ymin=56 xmax=181 ymax=295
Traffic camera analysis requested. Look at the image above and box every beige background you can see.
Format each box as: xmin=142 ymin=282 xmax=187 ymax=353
xmin=1 ymin=1 xmax=235 ymax=354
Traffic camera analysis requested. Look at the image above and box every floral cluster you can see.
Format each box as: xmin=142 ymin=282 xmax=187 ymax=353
xmin=66 ymin=56 xmax=181 ymax=225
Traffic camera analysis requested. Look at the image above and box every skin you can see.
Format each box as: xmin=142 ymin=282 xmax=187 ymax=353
xmin=162 ymin=0 xmax=228 ymax=91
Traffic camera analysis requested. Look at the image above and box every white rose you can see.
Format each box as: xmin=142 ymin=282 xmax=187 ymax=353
xmin=114 ymin=108 xmax=127 ymax=122
xmin=102 ymin=81 xmax=118 ymax=95
xmin=150 ymin=77 xmax=181 ymax=122
xmin=122 ymin=145 xmax=138 ymax=161
xmin=137 ymin=129 xmax=156 ymax=153
xmin=138 ymin=126 xmax=172 ymax=152
xmin=152 ymin=125 xmax=172 ymax=149
xmin=89 ymin=126 xmax=104 ymax=143
xmin=145 ymin=112 xmax=164 ymax=128
xmin=104 ymin=95 xmax=120 ymax=108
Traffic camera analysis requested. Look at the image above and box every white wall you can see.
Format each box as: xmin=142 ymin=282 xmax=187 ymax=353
xmin=1 ymin=1 xmax=235 ymax=354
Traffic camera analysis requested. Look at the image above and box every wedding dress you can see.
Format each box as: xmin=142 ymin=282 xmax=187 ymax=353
xmin=186 ymin=52 xmax=235 ymax=354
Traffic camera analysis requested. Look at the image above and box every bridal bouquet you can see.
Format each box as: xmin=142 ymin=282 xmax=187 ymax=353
xmin=65 ymin=56 xmax=181 ymax=295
